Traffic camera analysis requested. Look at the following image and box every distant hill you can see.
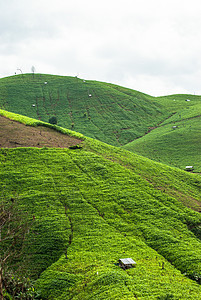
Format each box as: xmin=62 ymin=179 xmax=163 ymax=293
xmin=0 ymin=73 xmax=170 ymax=146
xmin=1 ymin=110 xmax=201 ymax=299
xmin=123 ymin=94 xmax=201 ymax=172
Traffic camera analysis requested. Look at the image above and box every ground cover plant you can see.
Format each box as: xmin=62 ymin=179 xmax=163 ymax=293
xmin=0 ymin=112 xmax=201 ymax=299
xmin=0 ymin=73 xmax=201 ymax=172
xmin=0 ymin=73 xmax=169 ymax=146
xmin=123 ymin=95 xmax=201 ymax=171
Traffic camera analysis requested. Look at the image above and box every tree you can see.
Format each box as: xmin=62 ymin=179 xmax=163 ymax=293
xmin=31 ymin=66 xmax=35 ymax=79
xmin=0 ymin=199 xmax=33 ymax=299
xmin=49 ymin=116 xmax=57 ymax=125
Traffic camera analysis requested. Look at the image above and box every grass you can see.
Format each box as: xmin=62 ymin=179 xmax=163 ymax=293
xmin=0 ymin=111 xmax=201 ymax=299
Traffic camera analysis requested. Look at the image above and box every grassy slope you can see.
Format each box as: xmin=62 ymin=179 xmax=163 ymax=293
xmin=1 ymin=73 xmax=201 ymax=171
xmin=0 ymin=73 xmax=169 ymax=146
xmin=124 ymin=94 xmax=201 ymax=171
xmin=0 ymin=111 xmax=201 ymax=299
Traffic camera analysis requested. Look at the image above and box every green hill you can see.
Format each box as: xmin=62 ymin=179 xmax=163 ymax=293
xmin=123 ymin=94 xmax=201 ymax=172
xmin=1 ymin=110 xmax=201 ymax=299
xmin=0 ymin=73 xmax=170 ymax=146
xmin=1 ymin=73 xmax=201 ymax=172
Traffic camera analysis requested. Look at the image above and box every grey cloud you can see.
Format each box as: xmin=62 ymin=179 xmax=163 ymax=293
xmin=1 ymin=0 xmax=201 ymax=96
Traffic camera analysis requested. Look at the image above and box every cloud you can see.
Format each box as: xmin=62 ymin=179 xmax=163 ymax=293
xmin=1 ymin=0 xmax=201 ymax=95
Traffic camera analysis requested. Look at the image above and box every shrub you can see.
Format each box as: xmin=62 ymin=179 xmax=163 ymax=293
xmin=49 ymin=116 xmax=57 ymax=125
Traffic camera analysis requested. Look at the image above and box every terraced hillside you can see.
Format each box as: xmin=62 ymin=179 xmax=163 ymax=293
xmin=123 ymin=94 xmax=201 ymax=172
xmin=1 ymin=110 xmax=201 ymax=299
xmin=0 ymin=73 xmax=169 ymax=146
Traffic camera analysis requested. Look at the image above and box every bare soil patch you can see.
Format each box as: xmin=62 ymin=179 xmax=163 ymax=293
xmin=0 ymin=116 xmax=82 ymax=148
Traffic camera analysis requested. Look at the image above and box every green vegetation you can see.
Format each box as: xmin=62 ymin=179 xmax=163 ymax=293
xmin=1 ymin=72 xmax=201 ymax=298
xmin=0 ymin=73 xmax=169 ymax=146
xmin=123 ymin=95 xmax=201 ymax=171
xmin=0 ymin=110 xmax=201 ymax=299
xmin=0 ymin=199 xmax=36 ymax=299
xmin=1 ymin=73 xmax=201 ymax=171
xmin=49 ymin=116 xmax=58 ymax=125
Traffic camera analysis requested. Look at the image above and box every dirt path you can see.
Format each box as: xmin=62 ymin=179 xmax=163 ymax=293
xmin=0 ymin=116 xmax=82 ymax=148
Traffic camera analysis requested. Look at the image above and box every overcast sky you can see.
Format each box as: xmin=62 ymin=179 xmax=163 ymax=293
xmin=1 ymin=0 xmax=201 ymax=96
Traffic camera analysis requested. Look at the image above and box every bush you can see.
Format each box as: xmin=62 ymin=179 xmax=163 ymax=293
xmin=49 ymin=116 xmax=57 ymax=125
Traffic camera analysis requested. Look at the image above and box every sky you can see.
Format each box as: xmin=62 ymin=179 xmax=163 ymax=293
xmin=1 ymin=0 xmax=201 ymax=96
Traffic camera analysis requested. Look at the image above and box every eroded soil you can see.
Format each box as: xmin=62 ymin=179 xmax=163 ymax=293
xmin=0 ymin=116 xmax=82 ymax=148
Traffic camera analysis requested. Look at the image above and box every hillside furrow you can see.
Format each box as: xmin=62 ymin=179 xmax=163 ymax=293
xmin=1 ymin=147 xmax=201 ymax=299
xmin=65 ymin=151 xmax=201 ymax=282
xmin=0 ymin=74 xmax=173 ymax=147
xmin=124 ymin=112 xmax=176 ymax=144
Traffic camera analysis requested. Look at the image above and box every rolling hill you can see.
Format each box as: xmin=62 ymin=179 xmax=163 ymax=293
xmin=123 ymin=94 xmax=201 ymax=172
xmin=0 ymin=73 xmax=170 ymax=146
xmin=0 ymin=73 xmax=200 ymax=172
xmin=0 ymin=110 xmax=201 ymax=299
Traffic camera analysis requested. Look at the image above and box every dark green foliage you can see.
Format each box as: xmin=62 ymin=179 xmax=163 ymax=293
xmin=0 ymin=199 xmax=34 ymax=299
xmin=49 ymin=116 xmax=57 ymax=125
xmin=69 ymin=144 xmax=82 ymax=150
xmin=3 ymin=272 xmax=37 ymax=299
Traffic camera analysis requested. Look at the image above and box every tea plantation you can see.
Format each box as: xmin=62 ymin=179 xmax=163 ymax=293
xmin=0 ymin=73 xmax=201 ymax=171
xmin=124 ymin=94 xmax=201 ymax=171
xmin=0 ymin=73 xmax=170 ymax=146
xmin=0 ymin=110 xmax=201 ymax=299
